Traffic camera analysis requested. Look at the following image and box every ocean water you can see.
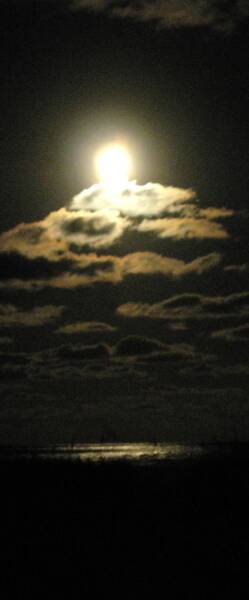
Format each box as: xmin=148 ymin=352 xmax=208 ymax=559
xmin=0 ymin=443 xmax=205 ymax=464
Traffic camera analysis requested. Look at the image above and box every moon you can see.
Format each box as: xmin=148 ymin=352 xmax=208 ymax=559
xmin=96 ymin=144 xmax=131 ymax=191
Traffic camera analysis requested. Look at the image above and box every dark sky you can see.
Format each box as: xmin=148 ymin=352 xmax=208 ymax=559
xmin=0 ymin=0 xmax=249 ymax=445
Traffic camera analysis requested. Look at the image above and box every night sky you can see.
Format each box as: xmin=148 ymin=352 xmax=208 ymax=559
xmin=0 ymin=0 xmax=249 ymax=445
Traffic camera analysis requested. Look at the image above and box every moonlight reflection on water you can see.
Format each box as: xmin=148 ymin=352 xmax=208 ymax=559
xmin=12 ymin=443 xmax=205 ymax=463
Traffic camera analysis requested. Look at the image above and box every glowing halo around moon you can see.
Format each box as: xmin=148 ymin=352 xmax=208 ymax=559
xmin=95 ymin=143 xmax=132 ymax=191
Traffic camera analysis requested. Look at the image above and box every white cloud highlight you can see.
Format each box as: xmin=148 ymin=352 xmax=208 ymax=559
xmin=71 ymin=181 xmax=196 ymax=217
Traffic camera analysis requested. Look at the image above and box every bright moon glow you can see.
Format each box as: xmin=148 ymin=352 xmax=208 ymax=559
xmin=96 ymin=144 xmax=131 ymax=190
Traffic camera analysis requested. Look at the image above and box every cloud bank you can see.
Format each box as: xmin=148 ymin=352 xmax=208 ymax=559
xmin=0 ymin=250 xmax=221 ymax=291
xmin=0 ymin=181 xmax=230 ymax=259
xmin=0 ymin=180 xmax=226 ymax=290
xmin=70 ymin=0 xmax=249 ymax=32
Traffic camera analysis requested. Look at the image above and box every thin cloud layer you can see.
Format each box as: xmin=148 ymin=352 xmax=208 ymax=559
xmin=17 ymin=336 xmax=211 ymax=382
xmin=70 ymin=0 xmax=249 ymax=32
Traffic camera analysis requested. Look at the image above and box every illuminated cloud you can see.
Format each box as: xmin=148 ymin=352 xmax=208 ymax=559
xmin=43 ymin=207 xmax=129 ymax=248
xmin=136 ymin=217 xmax=229 ymax=239
xmin=199 ymin=207 xmax=234 ymax=219
xmin=0 ymin=247 xmax=221 ymax=290
xmin=56 ymin=321 xmax=117 ymax=334
xmin=0 ymin=207 xmax=129 ymax=257
xmin=117 ymin=291 xmax=249 ymax=321
xmin=70 ymin=0 xmax=249 ymax=32
xmin=224 ymin=263 xmax=249 ymax=273
xmin=118 ymin=251 xmax=221 ymax=278
xmin=0 ymin=181 xmax=232 ymax=268
xmin=0 ymin=178 xmax=232 ymax=291
xmin=0 ymin=304 xmax=65 ymax=327
xmin=71 ymin=181 xmax=196 ymax=217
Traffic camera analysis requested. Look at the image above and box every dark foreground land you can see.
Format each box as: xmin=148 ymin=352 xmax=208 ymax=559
xmin=0 ymin=449 xmax=249 ymax=597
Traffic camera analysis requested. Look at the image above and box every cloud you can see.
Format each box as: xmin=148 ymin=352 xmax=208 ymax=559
xmin=0 ymin=207 xmax=129 ymax=257
xmin=56 ymin=321 xmax=117 ymax=334
xmin=0 ymin=180 xmax=231 ymax=290
xmin=199 ymin=207 xmax=234 ymax=220
xmin=0 ymin=304 xmax=65 ymax=327
xmin=224 ymin=263 xmax=249 ymax=273
xmin=136 ymin=217 xmax=229 ymax=239
xmin=114 ymin=336 xmax=200 ymax=362
xmin=119 ymin=251 xmax=221 ymax=278
xmin=0 ymin=182 xmax=224 ymax=262
xmin=21 ymin=336 xmax=215 ymax=388
xmin=212 ymin=323 xmax=249 ymax=342
xmin=0 ymin=181 xmax=231 ymax=256
xmin=114 ymin=335 xmax=167 ymax=357
xmin=54 ymin=342 xmax=110 ymax=360
xmin=0 ymin=249 xmax=221 ymax=290
xmin=117 ymin=291 xmax=249 ymax=321
xmin=69 ymin=0 xmax=249 ymax=32
xmin=28 ymin=342 xmax=112 ymax=379
xmin=71 ymin=181 xmax=196 ymax=217
xmin=12 ymin=336 xmax=207 ymax=385
xmin=44 ymin=206 xmax=130 ymax=249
